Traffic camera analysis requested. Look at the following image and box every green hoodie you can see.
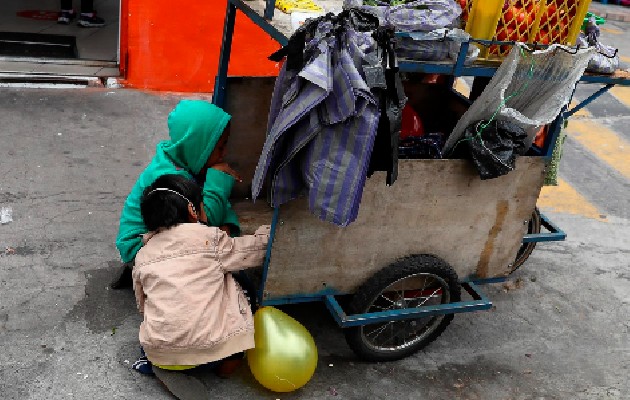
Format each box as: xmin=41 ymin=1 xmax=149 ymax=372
xmin=116 ymin=100 xmax=240 ymax=263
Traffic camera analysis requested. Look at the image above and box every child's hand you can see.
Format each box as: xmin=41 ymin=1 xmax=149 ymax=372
xmin=211 ymin=162 xmax=243 ymax=182
xmin=219 ymin=225 xmax=231 ymax=235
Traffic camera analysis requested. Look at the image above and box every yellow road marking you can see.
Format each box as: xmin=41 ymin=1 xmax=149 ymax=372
xmin=621 ymin=56 xmax=630 ymax=64
xmin=538 ymin=179 xmax=607 ymax=221
xmin=609 ymin=85 xmax=630 ymax=109
xmin=569 ymin=100 xmax=591 ymax=118
xmin=600 ymin=27 xmax=623 ymax=35
xmin=566 ymin=120 xmax=630 ymax=181
xmin=454 ymin=78 xmax=470 ymax=98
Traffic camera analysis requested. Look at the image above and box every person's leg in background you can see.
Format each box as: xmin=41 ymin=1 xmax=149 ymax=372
xmin=78 ymin=0 xmax=105 ymax=28
xmin=58 ymin=0 xmax=76 ymax=24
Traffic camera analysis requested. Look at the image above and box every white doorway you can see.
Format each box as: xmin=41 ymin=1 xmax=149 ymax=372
xmin=0 ymin=0 xmax=120 ymax=78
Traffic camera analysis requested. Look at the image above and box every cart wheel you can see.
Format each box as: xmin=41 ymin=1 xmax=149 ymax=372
xmin=511 ymin=207 xmax=541 ymax=273
xmin=344 ymin=255 xmax=461 ymax=362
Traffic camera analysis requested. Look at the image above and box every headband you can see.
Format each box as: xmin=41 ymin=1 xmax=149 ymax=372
xmin=146 ymin=188 xmax=196 ymax=214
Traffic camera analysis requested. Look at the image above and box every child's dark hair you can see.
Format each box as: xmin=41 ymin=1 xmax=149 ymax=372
xmin=140 ymin=175 xmax=202 ymax=231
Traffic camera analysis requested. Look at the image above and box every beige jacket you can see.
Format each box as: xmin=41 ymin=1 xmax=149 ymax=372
xmin=132 ymin=223 xmax=270 ymax=366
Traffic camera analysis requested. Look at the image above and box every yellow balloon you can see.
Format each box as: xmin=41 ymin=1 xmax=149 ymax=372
xmin=247 ymin=307 xmax=318 ymax=393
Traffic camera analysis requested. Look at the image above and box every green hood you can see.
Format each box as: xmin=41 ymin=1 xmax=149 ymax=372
xmin=116 ymin=100 xmax=238 ymax=263
xmin=160 ymin=100 xmax=231 ymax=175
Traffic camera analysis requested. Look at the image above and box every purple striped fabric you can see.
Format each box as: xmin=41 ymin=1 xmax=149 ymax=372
xmin=252 ymin=22 xmax=381 ymax=226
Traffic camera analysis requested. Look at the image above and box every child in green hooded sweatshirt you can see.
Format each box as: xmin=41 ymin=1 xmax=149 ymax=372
xmin=113 ymin=100 xmax=242 ymax=288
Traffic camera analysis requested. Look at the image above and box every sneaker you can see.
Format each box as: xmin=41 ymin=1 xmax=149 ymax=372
xmin=57 ymin=10 xmax=76 ymax=24
xmin=78 ymin=13 xmax=105 ymax=28
xmin=131 ymin=356 xmax=154 ymax=375
xmin=131 ymin=348 xmax=154 ymax=375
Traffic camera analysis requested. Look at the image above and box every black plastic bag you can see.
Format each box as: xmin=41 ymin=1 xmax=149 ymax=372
xmin=464 ymin=119 xmax=527 ymax=180
xmin=398 ymin=133 xmax=445 ymax=159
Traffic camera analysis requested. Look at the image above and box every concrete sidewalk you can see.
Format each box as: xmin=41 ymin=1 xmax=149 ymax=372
xmin=0 ymin=88 xmax=628 ymax=400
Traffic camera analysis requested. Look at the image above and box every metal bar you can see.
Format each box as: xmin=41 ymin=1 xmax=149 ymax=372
xmin=232 ymin=0 xmax=288 ymax=45
xmin=264 ymin=0 xmax=276 ymax=20
xmin=565 ymin=84 xmax=614 ymax=118
xmin=518 ymin=212 xmax=566 ymax=243
xmin=257 ymin=208 xmax=280 ymax=305
xmin=462 ymin=282 xmax=493 ymax=302
xmin=523 ymin=232 xmax=566 ymax=243
xmin=325 ymin=292 xmax=493 ymax=328
xmin=338 ymin=300 xmax=492 ymax=327
xmin=262 ymin=287 xmax=342 ymax=306
xmin=580 ymin=75 xmax=630 ymax=85
xmin=324 ymin=295 xmax=346 ymax=327
xmin=468 ymin=277 xmax=509 ymax=285
xmin=539 ymin=212 xmax=567 ymax=240
xmin=543 ymin=114 xmax=564 ymax=160
xmin=264 ymin=294 xmax=327 ymax=306
xmin=452 ymin=40 xmax=470 ymax=77
xmin=213 ymin=1 xmax=237 ymax=108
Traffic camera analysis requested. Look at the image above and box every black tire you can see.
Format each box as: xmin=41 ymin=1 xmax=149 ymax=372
xmin=344 ymin=255 xmax=461 ymax=362
xmin=511 ymin=207 xmax=541 ymax=273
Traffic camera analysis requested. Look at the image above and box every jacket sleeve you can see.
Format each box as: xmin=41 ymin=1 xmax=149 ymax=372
xmin=222 ymin=202 xmax=241 ymax=237
xmin=202 ymin=168 xmax=236 ymax=228
xmin=131 ymin=267 xmax=145 ymax=314
xmin=217 ymin=225 xmax=271 ymax=272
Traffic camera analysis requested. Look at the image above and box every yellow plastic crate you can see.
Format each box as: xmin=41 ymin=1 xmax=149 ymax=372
xmin=460 ymin=0 xmax=592 ymax=57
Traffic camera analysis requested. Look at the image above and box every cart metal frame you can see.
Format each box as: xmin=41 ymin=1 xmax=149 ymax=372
xmin=212 ymin=0 xmax=630 ymax=328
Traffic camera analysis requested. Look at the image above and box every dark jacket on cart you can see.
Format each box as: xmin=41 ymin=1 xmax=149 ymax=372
xmin=252 ymin=14 xmax=402 ymax=227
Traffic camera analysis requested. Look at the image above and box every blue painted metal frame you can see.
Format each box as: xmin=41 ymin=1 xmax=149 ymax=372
xmin=257 ymin=207 xmax=280 ymax=305
xmin=522 ymin=219 xmax=567 ymax=243
xmin=213 ymin=1 xmax=237 ymax=109
xmin=264 ymin=0 xmax=276 ymax=20
xmin=565 ymin=84 xmax=614 ymax=118
xmin=233 ymin=0 xmax=288 ymax=46
xmin=322 ymin=281 xmax=493 ymax=328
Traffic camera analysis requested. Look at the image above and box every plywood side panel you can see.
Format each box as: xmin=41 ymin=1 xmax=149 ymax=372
xmin=259 ymin=157 xmax=545 ymax=297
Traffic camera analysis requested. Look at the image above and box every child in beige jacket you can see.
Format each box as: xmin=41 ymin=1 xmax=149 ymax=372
xmin=132 ymin=174 xmax=270 ymax=377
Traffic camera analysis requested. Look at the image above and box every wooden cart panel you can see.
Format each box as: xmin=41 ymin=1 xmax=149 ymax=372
xmin=253 ymin=157 xmax=544 ymax=298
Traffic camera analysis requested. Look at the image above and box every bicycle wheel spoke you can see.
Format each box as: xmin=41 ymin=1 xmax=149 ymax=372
xmin=365 ymin=321 xmax=394 ymax=340
xmin=417 ymin=287 xmax=441 ymax=308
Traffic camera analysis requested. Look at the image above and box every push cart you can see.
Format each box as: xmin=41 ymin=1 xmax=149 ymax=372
xmin=212 ymin=0 xmax=630 ymax=361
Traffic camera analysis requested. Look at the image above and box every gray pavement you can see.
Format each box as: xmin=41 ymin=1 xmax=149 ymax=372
xmin=589 ymin=2 xmax=630 ymax=23
xmin=1 ymin=23 xmax=630 ymax=399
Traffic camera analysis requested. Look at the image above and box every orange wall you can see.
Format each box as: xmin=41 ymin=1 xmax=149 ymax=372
xmin=121 ymin=1 xmax=281 ymax=92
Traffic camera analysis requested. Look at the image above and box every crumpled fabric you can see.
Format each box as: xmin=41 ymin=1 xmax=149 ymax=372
xmin=577 ymin=18 xmax=619 ymax=75
xmin=252 ymin=10 xmax=404 ymax=226
xmin=395 ymin=28 xmax=479 ymax=64
xmin=343 ymin=0 xmax=461 ymax=32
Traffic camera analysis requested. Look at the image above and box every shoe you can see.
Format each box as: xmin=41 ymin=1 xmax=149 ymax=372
xmin=131 ymin=348 xmax=154 ymax=375
xmin=78 ymin=13 xmax=105 ymax=28
xmin=132 ymin=356 xmax=155 ymax=375
xmin=57 ymin=10 xmax=76 ymax=24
